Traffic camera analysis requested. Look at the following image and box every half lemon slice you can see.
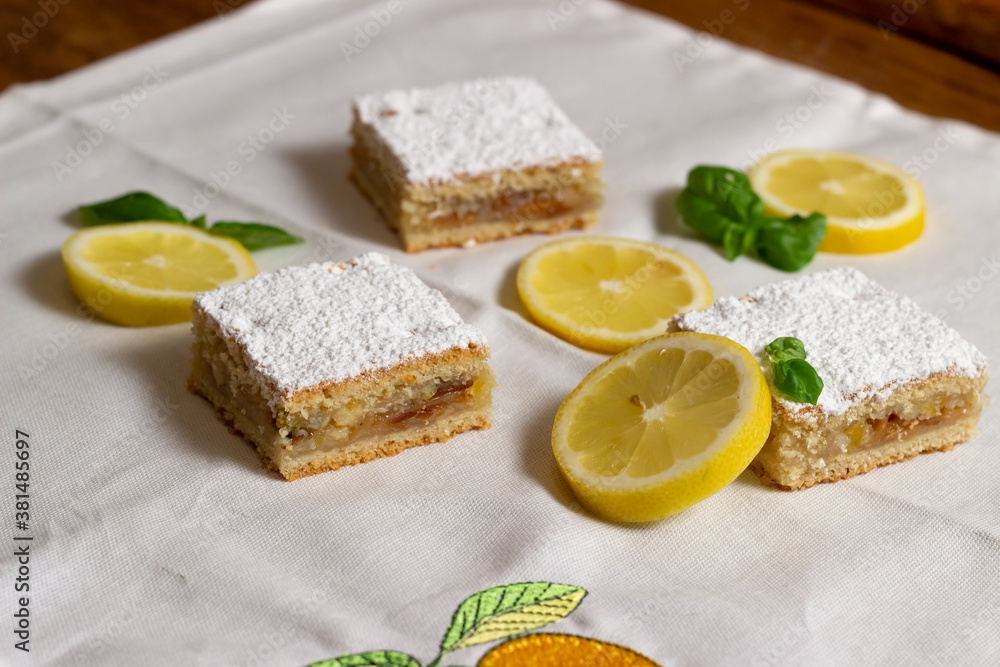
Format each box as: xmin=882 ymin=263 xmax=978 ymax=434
xmin=749 ymin=148 xmax=924 ymax=254
xmin=517 ymin=236 xmax=713 ymax=353
xmin=62 ymin=221 xmax=256 ymax=326
xmin=552 ymin=332 xmax=771 ymax=522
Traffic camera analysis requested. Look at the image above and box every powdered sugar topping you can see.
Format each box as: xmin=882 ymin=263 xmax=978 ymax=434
xmin=670 ymin=267 xmax=987 ymax=417
xmin=195 ymin=253 xmax=487 ymax=405
xmin=353 ymin=76 xmax=602 ymax=185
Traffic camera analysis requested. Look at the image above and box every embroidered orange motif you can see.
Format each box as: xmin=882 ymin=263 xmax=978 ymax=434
xmin=479 ymin=633 xmax=661 ymax=667
xmin=306 ymin=581 xmax=661 ymax=667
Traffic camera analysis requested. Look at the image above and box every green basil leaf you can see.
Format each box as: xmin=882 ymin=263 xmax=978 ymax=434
xmin=676 ymin=166 xmax=763 ymax=242
xmin=722 ymin=222 xmax=758 ymax=261
xmin=676 ymin=189 xmax=734 ymax=243
xmin=191 ymin=215 xmax=207 ymax=229
xmin=79 ymin=191 xmax=187 ymax=226
xmin=765 ymin=336 xmax=807 ymax=364
xmin=207 ymin=222 xmax=304 ymax=250
xmin=772 ymin=358 xmax=824 ymax=405
xmin=676 ymin=166 xmax=827 ymax=272
xmin=766 ymin=337 xmax=824 ymax=404
xmin=755 ymin=212 xmax=827 ymax=272
xmin=689 ymin=166 xmax=763 ymax=224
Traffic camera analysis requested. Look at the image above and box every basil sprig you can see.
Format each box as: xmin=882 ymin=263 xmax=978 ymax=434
xmin=764 ymin=337 xmax=824 ymax=405
xmin=676 ymin=166 xmax=826 ymax=272
xmin=78 ymin=191 xmax=303 ymax=251
xmin=207 ymin=222 xmax=304 ymax=251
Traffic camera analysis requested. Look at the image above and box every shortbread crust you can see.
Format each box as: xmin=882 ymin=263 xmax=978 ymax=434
xmin=188 ymin=253 xmax=494 ymax=480
xmin=668 ymin=267 xmax=988 ymax=489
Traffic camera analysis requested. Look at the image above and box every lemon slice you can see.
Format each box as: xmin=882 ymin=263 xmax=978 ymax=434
xmin=551 ymin=332 xmax=771 ymax=522
xmin=749 ymin=149 xmax=924 ymax=254
xmin=62 ymin=221 xmax=257 ymax=327
xmin=517 ymin=237 xmax=713 ymax=353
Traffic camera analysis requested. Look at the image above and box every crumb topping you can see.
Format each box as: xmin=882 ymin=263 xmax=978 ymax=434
xmin=669 ymin=267 xmax=987 ymax=417
xmin=353 ymin=76 xmax=601 ymax=185
xmin=194 ymin=253 xmax=487 ymax=406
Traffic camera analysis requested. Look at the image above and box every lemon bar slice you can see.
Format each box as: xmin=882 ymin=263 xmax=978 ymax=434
xmin=188 ymin=253 xmax=494 ymax=480
xmin=349 ymin=76 xmax=604 ymax=252
xmin=668 ymin=268 xmax=988 ymax=489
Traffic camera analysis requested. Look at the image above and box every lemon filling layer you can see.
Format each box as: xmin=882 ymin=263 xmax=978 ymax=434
xmin=827 ymin=392 xmax=984 ymax=460
xmin=282 ymin=374 xmax=493 ymax=460
xmin=421 ymin=186 xmax=599 ymax=227
xmin=354 ymin=149 xmax=600 ymax=228
xmin=192 ymin=349 xmax=494 ymax=465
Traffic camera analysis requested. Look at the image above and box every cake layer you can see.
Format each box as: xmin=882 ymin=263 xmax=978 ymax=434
xmin=190 ymin=341 xmax=494 ymax=480
xmin=394 ymin=211 xmax=599 ymax=253
xmin=667 ymin=267 xmax=989 ymax=488
xmin=189 ymin=253 xmax=494 ymax=479
xmin=349 ymin=77 xmax=604 ymax=252
xmin=754 ymin=371 xmax=987 ymax=489
xmin=192 ymin=253 xmax=488 ymax=409
xmin=753 ymin=412 xmax=981 ymax=490
xmin=349 ymin=137 xmax=602 ymax=252
xmin=351 ymin=144 xmax=601 ymax=252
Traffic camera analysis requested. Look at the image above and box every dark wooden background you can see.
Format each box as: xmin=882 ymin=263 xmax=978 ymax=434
xmin=1 ymin=0 xmax=999 ymax=131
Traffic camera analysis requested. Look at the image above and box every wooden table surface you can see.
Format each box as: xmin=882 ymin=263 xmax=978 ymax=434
xmin=1 ymin=0 xmax=999 ymax=132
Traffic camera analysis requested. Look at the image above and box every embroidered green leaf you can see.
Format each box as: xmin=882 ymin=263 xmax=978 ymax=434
xmin=306 ymin=650 xmax=421 ymax=667
xmin=428 ymin=581 xmax=587 ymax=666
